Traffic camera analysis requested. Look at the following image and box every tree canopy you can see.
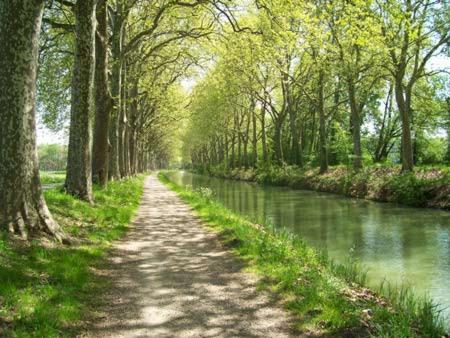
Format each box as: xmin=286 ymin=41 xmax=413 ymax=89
xmin=0 ymin=0 xmax=449 ymax=239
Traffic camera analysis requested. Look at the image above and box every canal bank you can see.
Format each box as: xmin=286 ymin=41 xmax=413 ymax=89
xmin=193 ymin=165 xmax=450 ymax=210
xmin=160 ymin=172 xmax=449 ymax=336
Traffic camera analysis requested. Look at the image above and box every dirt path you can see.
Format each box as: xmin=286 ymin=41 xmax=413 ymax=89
xmin=85 ymin=175 xmax=297 ymax=338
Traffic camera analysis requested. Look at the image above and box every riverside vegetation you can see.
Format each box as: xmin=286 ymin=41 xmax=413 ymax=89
xmin=192 ymin=164 xmax=450 ymax=209
xmin=160 ymin=172 xmax=448 ymax=337
xmin=0 ymin=173 xmax=144 ymax=337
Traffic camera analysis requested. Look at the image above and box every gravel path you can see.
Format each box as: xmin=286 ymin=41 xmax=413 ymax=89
xmin=85 ymin=175 xmax=297 ymax=338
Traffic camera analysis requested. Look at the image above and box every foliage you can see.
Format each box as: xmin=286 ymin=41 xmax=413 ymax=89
xmin=0 ymin=176 xmax=144 ymax=337
xmin=181 ymin=0 xmax=450 ymax=173
xmin=38 ymin=144 xmax=67 ymax=172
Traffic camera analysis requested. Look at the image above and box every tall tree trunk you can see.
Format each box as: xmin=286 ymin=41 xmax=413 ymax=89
xmin=65 ymin=0 xmax=97 ymax=202
xmin=260 ymin=102 xmax=268 ymax=164
xmin=231 ymin=133 xmax=236 ymax=168
xmin=243 ymin=111 xmax=250 ymax=169
xmin=129 ymin=81 xmax=138 ymax=175
xmin=225 ymin=132 xmax=229 ymax=168
xmin=318 ymin=70 xmax=328 ymax=174
xmin=0 ymin=0 xmax=64 ymax=241
xmin=92 ymin=0 xmax=112 ymax=187
xmin=252 ymin=102 xmax=258 ymax=167
xmin=394 ymin=77 xmax=414 ymax=172
xmin=119 ymin=60 xmax=127 ymax=177
xmin=273 ymin=121 xmax=283 ymax=165
xmin=237 ymin=128 xmax=242 ymax=168
xmin=108 ymin=10 xmax=125 ymax=180
xmin=446 ymin=98 xmax=450 ymax=163
xmin=289 ymin=106 xmax=301 ymax=166
xmin=348 ymin=79 xmax=362 ymax=171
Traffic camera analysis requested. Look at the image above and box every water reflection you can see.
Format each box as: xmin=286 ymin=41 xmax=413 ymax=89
xmin=166 ymin=171 xmax=450 ymax=319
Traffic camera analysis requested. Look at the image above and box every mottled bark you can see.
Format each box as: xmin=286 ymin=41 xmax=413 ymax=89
xmin=65 ymin=0 xmax=97 ymax=202
xmin=108 ymin=9 xmax=125 ymax=180
xmin=0 ymin=0 xmax=64 ymax=241
xmin=128 ymin=81 xmax=139 ymax=175
xmin=119 ymin=59 xmax=128 ymax=177
xmin=92 ymin=0 xmax=112 ymax=187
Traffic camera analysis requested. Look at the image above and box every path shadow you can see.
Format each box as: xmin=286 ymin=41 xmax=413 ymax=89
xmin=80 ymin=177 xmax=300 ymax=338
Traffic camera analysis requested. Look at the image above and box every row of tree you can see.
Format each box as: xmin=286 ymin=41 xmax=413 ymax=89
xmin=0 ymin=0 xmax=227 ymax=240
xmin=183 ymin=0 xmax=450 ymax=173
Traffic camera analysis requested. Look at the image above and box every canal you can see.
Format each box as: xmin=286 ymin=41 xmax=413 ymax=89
xmin=165 ymin=171 xmax=450 ymax=320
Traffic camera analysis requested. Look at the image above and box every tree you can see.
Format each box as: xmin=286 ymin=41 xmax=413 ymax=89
xmin=92 ymin=0 xmax=113 ymax=186
xmin=65 ymin=0 xmax=97 ymax=202
xmin=378 ymin=0 xmax=450 ymax=171
xmin=328 ymin=0 xmax=385 ymax=170
xmin=0 ymin=0 xmax=64 ymax=241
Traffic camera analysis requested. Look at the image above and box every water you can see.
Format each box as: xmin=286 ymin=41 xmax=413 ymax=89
xmin=166 ymin=171 xmax=450 ymax=320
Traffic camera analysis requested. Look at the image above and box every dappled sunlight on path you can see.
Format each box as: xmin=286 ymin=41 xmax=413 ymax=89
xmin=84 ymin=176 xmax=296 ymax=337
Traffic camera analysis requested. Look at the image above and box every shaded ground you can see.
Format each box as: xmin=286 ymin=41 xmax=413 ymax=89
xmin=84 ymin=176 xmax=296 ymax=338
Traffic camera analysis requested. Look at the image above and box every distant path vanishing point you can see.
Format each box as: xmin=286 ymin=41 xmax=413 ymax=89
xmin=85 ymin=175 xmax=297 ymax=338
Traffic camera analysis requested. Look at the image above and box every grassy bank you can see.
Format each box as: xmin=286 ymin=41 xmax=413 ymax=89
xmin=159 ymin=172 xmax=447 ymax=337
xmin=195 ymin=165 xmax=450 ymax=210
xmin=0 ymin=175 xmax=145 ymax=337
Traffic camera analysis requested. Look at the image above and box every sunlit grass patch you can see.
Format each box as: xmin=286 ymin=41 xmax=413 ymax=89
xmin=40 ymin=171 xmax=66 ymax=185
xmin=159 ymin=172 xmax=447 ymax=337
xmin=0 ymin=175 xmax=145 ymax=337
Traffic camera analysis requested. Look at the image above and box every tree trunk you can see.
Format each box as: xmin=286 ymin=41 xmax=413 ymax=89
xmin=394 ymin=77 xmax=414 ymax=172
xmin=274 ymin=121 xmax=283 ymax=165
xmin=237 ymin=128 xmax=242 ymax=168
xmin=92 ymin=0 xmax=112 ymax=187
xmin=119 ymin=60 xmax=127 ymax=177
xmin=261 ymin=103 xmax=268 ymax=164
xmin=446 ymin=98 xmax=450 ymax=163
xmin=65 ymin=0 xmax=97 ymax=202
xmin=108 ymin=10 xmax=125 ymax=180
xmin=289 ymin=106 xmax=301 ymax=166
xmin=252 ymin=102 xmax=258 ymax=167
xmin=231 ymin=133 xmax=236 ymax=169
xmin=0 ymin=0 xmax=64 ymax=241
xmin=374 ymin=84 xmax=393 ymax=162
xmin=243 ymin=111 xmax=250 ymax=169
xmin=348 ymin=79 xmax=362 ymax=171
xmin=318 ymin=70 xmax=328 ymax=173
xmin=129 ymin=81 xmax=139 ymax=175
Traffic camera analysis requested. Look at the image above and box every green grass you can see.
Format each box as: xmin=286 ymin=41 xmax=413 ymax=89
xmin=0 ymin=175 xmax=145 ymax=337
xmin=40 ymin=171 xmax=66 ymax=185
xmin=159 ymin=172 xmax=448 ymax=337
